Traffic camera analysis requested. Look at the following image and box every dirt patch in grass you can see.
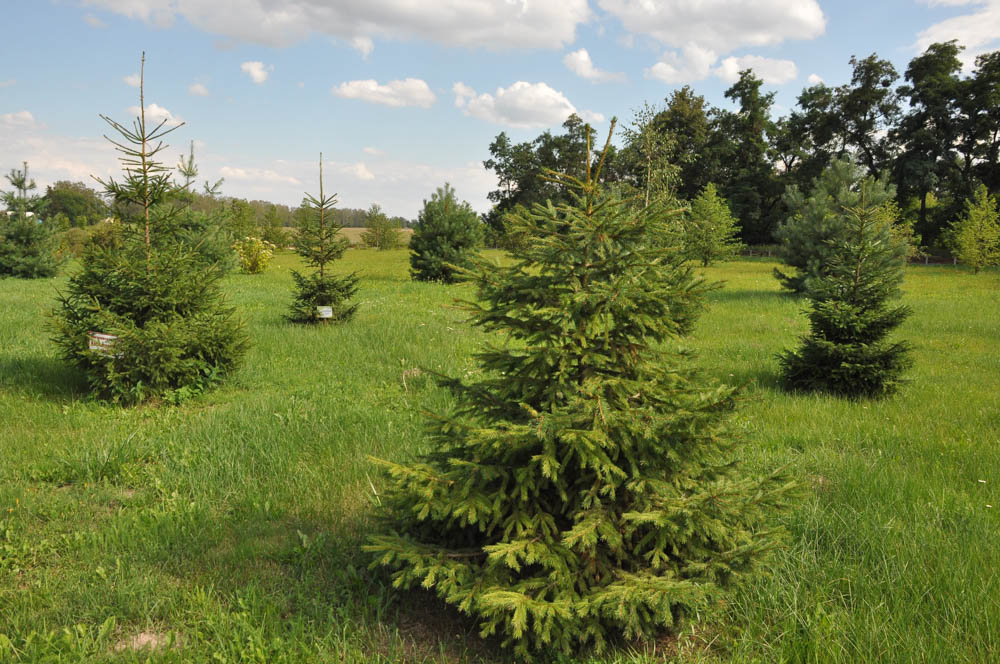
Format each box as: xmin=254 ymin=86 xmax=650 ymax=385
xmin=115 ymin=631 xmax=181 ymax=652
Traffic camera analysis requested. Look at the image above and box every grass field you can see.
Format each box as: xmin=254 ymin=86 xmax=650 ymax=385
xmin=1 ymin=250 xmax=998 ymax=663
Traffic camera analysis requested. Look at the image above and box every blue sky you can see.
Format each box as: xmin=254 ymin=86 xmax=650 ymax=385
xmin=2 ymin=0 xmax=998 ymax=219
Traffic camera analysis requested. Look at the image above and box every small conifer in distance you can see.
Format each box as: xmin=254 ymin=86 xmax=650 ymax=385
xmin=367 ymin=122 xmax=796 ymax=658
xmin=0 ymin=161 xmax=63 ymax=278
xmin=683 ymin=182 xmax=744 ymax=266
xmin=51 ymin=53 xmax=247 ymax=403
xmin=948 ymin=184 xmax=1000 ymax=274
xmin=409 ymin=183 xmax=482 ymax=283
xmin=287 ymin=155 xmax=358 ymax=323
xmin=779 ymin=184 xmax=912 ymax=397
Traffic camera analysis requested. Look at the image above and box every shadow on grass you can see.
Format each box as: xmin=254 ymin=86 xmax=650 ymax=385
xmin=0 ymin=353 xmax=89 ymax=401
xmin=190 ymin=509 xmax=508 ymax=663
xmin=705 ymin=288 xmax=798 ymax=304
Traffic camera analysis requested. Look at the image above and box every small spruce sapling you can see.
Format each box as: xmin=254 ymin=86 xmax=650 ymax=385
xmin=367 ymin=121 xmax=796 ymax=658
xmin=287 ymin=154 xmax=358 ymax=323
xmin=0 ymin=161 xmax=63 ymax=278
xmin=683 ymin=182 xmax=744 ymax=266
xmin=51 ymin=53 xmax=247 ymax=403
xmin=948 ymin=184 xmax=1000 ymax=273
xmin=779 ymin=184 xmax=912 ymax=397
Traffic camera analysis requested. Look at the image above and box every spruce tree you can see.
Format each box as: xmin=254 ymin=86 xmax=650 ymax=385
xmin=779 ymin=184 xmax=912 ymax=397
xmin=0 ymin=161 xmax=63 ymax=278
xmin=51 ymin=53 xmax=247 ymax=403
xmin=774 ymin=157 xmax=896 ymax=293
xmin=684 ymin=182 xmax=744 ymax=266
xmin=367 ymin=123 xmax=795 ymax=658
xmin=948 ymin=184 xmax=1000 ymax=273
xmin=409 ymin=183 xmax=482 ymax=283
xmin=287 ymin=155 xmax=358 ymax=324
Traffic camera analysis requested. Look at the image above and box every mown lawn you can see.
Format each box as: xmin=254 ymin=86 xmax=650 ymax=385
xmin=1 ymin=250 xmax=998 ymax=663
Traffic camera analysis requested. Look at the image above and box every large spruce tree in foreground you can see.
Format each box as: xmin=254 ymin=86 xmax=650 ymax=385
xmin=51 ymin=54 xmax=247 ymax=403
xmin=287 ymin=155 xmax=358 ymax=324
xmin=779 ymin=184 xmax=912 ymax=397
xmin=367 ymin=123 xmax=795 ymax=658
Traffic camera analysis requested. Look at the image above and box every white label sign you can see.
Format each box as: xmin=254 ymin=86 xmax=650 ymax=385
xmin=316 ymin=306 xmax=333 ymax=319
xmin=88 ymin=331 xmax=119 ymax=356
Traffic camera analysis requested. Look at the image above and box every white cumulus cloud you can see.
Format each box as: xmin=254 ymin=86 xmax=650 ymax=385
xmin=241 ymin=61 xmax=272 ymax=84
xmin=603 ymin=0 xmax=823 ymax=85
xmin=85 ymin=14 xmax=107 ymax=28
xmin=219 ymin=166 xmax=300 ymax=185
xmin=126 ymin=103 xmax=183 ymax=127
xmin=916 ymin=0 xmax=1000 ymax=70
xmin=714 ymin=55 xmax=798 ymax=84
xmin=563 ymin=48 xmax=626 ymax=83
xmin=453 ymin=81 xmax=601 ymax=129
xmin=351 ymin=35 xmax=374 ymax=58
xmin=807 ymin=73 xmax=824 ymax=85
xmin=124 ymin=72 xmax=140 ymax=87
xmin=1 ymin=111 xmax=36 ymax=127
xmin=188 ymin=82 xmax=209 ymax=96
xmin=363 ymin=146 xmax=383 ymax=155
xmin=342 ymin=162 xmax=375 ymax=181
xmin=333 ymin=79 xmax=436 ymax=108
xmin=646 ymin=44 xmax=717 ymax=83
xmin=82 ymin=0 xmax=589 ymax=50
xmin=598 ymin=0 xmax=825 ymax=52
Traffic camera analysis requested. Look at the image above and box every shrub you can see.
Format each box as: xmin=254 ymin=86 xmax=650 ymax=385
xmin=50 ymin=53 xmax=247 ymax=404
xmin=779 ymin=184 xmax=912 ymax=397
xmin=232 ymin=236 xmax=276 ymax=274
xmin=368 ymin=123 xmax=795 ymax=658
xmin=409 ymin=183 xmax=482 ymax=283
xmin=287 ymin=155 xmax=358 ymax=324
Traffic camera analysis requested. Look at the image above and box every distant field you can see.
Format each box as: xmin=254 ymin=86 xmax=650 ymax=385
xmin=1 ymin=252 xmax=998 ymax=662
xmin=338 ymin=226 xmax=414 ymax=247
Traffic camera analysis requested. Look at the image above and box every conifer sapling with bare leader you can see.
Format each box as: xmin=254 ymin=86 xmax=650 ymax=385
xmin=51 ymin=53 xmax=247 ymax=404
xmin=287 ymin=154 xmax=358 ymax=324
xmin=366 ymin=120 xmax=797 ymax=658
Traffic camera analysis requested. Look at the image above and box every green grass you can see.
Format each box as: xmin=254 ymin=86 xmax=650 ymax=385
xmin=1 ymin=251 xmax=998 ymax=663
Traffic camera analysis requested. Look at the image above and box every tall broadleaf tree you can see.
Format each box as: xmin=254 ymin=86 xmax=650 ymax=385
xmin=287 ymin=154 xmax=358 ymax=323
xmin=368 ymin=121 xmax=795 ymax=658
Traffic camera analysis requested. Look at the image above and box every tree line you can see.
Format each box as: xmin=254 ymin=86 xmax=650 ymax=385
xmin=482 ymin=40 xmax=1000 ymax=255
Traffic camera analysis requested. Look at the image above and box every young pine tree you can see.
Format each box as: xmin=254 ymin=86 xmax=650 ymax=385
xmin=779 ymin=184 xmax=912 ymax=397
xmin=287 ymin=155 xmax=358 ymax=323
xmin=409 ymin=183 xmax=482 ymax=283
xmin=948 ymin=184 xmax=1000 ymax=273
xmin=367 ymin=123 xmax=795 ymax=658
xmin=684 ymin=182 xmax=744 ymax=266
xmin=51 ymin=53 xmax=247 ymax=403
xmin=0 ymin=161 xmax=63 ymax=278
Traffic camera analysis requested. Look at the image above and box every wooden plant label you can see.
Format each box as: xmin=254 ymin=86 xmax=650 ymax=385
xmin=87 ymin=331 xmax=119 ymax=356
xmin=316 ymin=306 xmax=333 ymax=319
